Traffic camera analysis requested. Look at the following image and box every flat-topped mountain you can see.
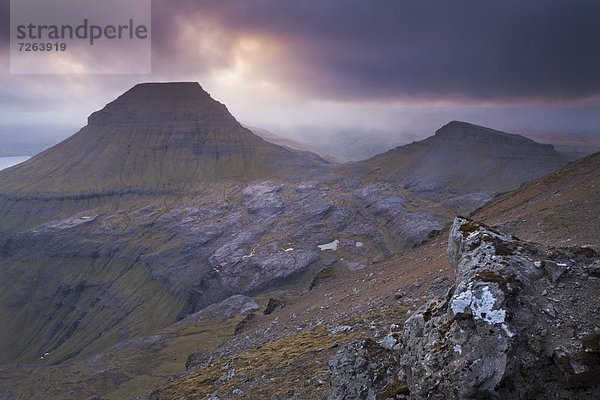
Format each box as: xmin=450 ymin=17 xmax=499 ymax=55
xmin=0 ymin=83 xmax=311 ymax=195
xmin=434 ymin=120 xmax=541 ymax=144
xmin=358 ymin=121 xmax=569 ymax=194
xmin=87 ymin=82 xmax=235 ymax=126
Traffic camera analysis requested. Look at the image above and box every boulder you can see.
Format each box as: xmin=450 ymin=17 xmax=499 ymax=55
xmin=327 ymin=339 xmax=402 ymax=400
xmin=400 ymin=217 xmax=600 ymax=399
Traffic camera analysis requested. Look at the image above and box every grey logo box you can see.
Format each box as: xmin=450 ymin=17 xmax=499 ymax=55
xmin=10 ymin=0 xmax=151 ymax=75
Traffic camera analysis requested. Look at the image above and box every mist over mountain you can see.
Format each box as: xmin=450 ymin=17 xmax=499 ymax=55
xmin=0 ymin=126 xmax=76 ymax=157
xmin=1 ymin=0 xmax=599 ymax=397
xmin=521 ymin=131 xmax=600 ymax=161
xmin=246 ymin=126 xmax=345 ymax=164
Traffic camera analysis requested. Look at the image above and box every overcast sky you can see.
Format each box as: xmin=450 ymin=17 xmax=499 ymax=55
xmin=1 ymin=0 xmax=599 ymax=156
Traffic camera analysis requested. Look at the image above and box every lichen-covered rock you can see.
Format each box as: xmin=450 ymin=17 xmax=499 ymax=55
xmin=400 ymin=217 xmax=600 ymax=399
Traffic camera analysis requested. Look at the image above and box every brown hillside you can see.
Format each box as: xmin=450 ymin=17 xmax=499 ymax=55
xmin=475 ymin=152 xmax=600 ymax=247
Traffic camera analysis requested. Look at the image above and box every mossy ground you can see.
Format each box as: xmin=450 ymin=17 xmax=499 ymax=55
xmin=1 ymin=316 xmax=244 ymax=400
xmin=153 ymin=324 xmax=356 ymax=400
xmin=152 ymin=302 xmax=412 ymax=400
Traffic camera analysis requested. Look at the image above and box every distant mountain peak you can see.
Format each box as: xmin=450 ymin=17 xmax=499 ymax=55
xmin=437 ymin=120 xmax=498 ymax=132
xmin=433 ymin=120 xmax=540 ymax=146
xmin=440 ymin=120 xmax=478 ymax=129
xmin=125 ymin=81 xmax=204 ymax=93
xmin=88 ymin=81 xmax=233 ymax=126
xmin=360 ymin=121 xmax=569 ymax=194
xmin=115 ymin=82 xmax=216 ymax=105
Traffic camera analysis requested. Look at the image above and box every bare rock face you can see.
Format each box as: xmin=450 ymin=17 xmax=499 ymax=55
xmin=400 ymin=217 xmax=600 ymax=399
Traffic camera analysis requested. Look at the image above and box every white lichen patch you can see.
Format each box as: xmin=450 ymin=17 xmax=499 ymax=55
xmin=451 ymin=285 xmax=506 ymax=324
xmin=472 ymin=286 xmax=506 ymax=324
xmin=570 ymin=359 xmax=589 ymax=374
xmin=450 ymin=289 xmax=473 ymax=314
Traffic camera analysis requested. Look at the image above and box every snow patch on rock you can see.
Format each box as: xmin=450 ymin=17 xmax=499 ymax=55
xmin=318 ymin=239 xmax=339 ymax=251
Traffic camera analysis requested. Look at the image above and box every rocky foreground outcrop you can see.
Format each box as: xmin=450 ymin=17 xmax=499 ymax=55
xmin=329 ymin=217 xmax=600 ymax=399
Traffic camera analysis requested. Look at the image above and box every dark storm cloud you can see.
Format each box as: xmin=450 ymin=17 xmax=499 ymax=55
xmin=151 ymin=0 xmax=600 ymax=103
